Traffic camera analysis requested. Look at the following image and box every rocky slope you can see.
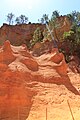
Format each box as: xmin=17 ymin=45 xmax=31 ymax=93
xmin=0 ymin=40 xmax=80 ymax=120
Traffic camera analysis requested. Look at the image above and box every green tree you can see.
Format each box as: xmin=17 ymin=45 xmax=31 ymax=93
xmin=67 ymin=11 xmax=80 ymax=24
xmin=15 ymin=15 xmax=28 ymax=24
xmin=47 ymin=10 xmax=60 ymax=41
xmin=51 ymin=10 xmax=60 ymax=20
xmin=6 ymin=13 xmax=15 ymax=25
xmin=38 ymin=14 xmax=49 ymax=24
xmin=30 ymin=27 xmax=43 ymax=47
xmin=63 ymin=25 xmax=80 ymax=61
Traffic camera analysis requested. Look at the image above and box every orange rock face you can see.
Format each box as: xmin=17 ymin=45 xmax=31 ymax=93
xmin=0 ymin=63 xmax=8 ymax=72
xmin=0 ymin=40 xmax=16 ymax=64
xmin=21 ymin=58 xmax=39 ymax=71
xmin=0 ymin=40 xmax=80 ymax=120
xmin=0 ymin=41 xmax=37 ymax=120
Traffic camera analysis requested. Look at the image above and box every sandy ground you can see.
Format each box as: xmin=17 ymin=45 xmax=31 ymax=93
xmin=27 ymin=73 xmax=80 ymax=120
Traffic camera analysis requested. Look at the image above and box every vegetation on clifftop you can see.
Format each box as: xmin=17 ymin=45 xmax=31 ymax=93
xmin=3 ymin=10 xmax=80 ymax=62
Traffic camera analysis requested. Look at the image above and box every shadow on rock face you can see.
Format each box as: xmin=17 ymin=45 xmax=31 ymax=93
xmin=0 ymin=71 xmax=36 ymax=120
xmin=33 ymin=74 xmax=80 ymax=96
xmin=0 ymin=86 xmax=35 ymax=120
xmin=62 ymin=75 xmax=80 ymax=95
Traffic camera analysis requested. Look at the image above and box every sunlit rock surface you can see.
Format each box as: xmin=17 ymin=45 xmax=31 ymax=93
xmin=0 ymin=40 xmax=80 ymax=120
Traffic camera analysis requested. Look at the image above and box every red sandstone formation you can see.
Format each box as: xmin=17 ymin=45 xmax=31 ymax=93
xmin=0 ymin=40 xmax=80 ymax=120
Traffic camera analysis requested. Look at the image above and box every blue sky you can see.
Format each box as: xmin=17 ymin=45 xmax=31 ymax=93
xmin=0 ymin=0 xmax=80 ymax=26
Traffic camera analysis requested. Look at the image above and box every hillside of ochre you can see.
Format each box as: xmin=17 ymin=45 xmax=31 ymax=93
xmin=0 ymin=16 xmax=80 ymax=120
xmin=0 ymin=40 xmax=80 ymax=120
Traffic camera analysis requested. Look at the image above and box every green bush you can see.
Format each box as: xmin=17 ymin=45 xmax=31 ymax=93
xmin=63 ymin=31 xmax=74 ymax=40
xmin=30 ymin=27 xmax=43 ymax=47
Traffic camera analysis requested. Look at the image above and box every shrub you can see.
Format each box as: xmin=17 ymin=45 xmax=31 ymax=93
xmin=30 ymin=27 xmax=43 ymax=47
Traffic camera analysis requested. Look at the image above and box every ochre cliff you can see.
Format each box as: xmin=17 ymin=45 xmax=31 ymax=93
xmin=0 ymin=40 xmax=80 ymax=120
xmin=0 ymin=16 xmax=71 ymax=47
xmin=0 ymin=23 xmax=45 ymax=46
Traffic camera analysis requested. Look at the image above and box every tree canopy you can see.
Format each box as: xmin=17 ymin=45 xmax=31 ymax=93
xmin=6 ymin=13 xmax=15 ymax=25
xmin=15 ymin=15 xmax=28 ymax=24
xmin=38 ymin=14 xmax=49 ymax=24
